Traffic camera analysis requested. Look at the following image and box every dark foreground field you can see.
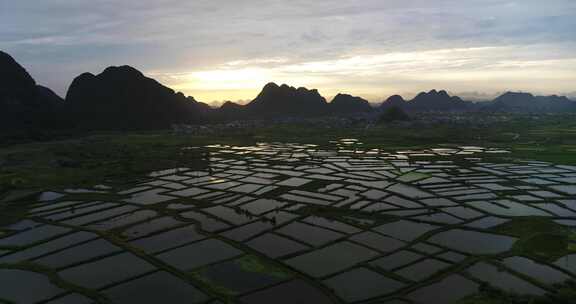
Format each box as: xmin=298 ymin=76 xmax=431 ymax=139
xmin=1 ymin=116 xmax=576 ymax=304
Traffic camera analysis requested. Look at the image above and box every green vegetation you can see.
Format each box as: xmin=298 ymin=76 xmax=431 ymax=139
xmin=378 ymin=106 xmax=411 ymax=123
xmin=458 ymin=293 xmax=548 ymax=304
xmin=494 ymin=217 xmax=576 ymax=261
xmin=189 ymin=255 xmax=291 ymax=301
xmin=236 ymin=255 xmax=291 ymax=279
xmin=0 ymin=196 xmax=34 ymax=231
xmin=397 ymin=172 xmax=431 ymax=182
xmin=1 ymin=114 xmax=575 ymax=197
xmin=457 ymin=281 xmax=576 ymax=304
xmin=190 ymin=271 xmax=237 ymax=298
xmin=0 ymin=132 xmax=225 ymax=197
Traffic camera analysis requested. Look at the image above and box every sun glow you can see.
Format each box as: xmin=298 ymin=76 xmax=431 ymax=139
xmin=150 ymin=44 xmax=576 ymax=104
xmin=191 ymin=68 xmax=271 ymax=86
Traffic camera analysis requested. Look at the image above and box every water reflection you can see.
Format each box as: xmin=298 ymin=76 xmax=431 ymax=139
xmin=1 ymin=142 xmax=575 ymax=303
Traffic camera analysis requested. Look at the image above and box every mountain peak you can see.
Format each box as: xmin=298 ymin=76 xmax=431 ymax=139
xmin=0 ymin=50 xmax=36 ymax=91
xmin=407 ymin=89 xmax=469 ymax=111
xmin=0 ymin=50 xmax=63 ymax=129
xmin=71 ymin=72 xmax=96 ymax=84
xmin=499 ymin=91 xmax=535 ymax=98
xmin=330 ymin=93 xmax=372 ymax=114
xmin=221 ymin=101 xmax=243 ymax=109
xmin=263 ymin=82 xmax=280 ymax=90
xmin=247 ymin=82 xmax=328 ymax=117
xmin=101 ymin=65 xmax=144 ymax=79
xmin=334 ymin=93 xmax=353 ymax=99
xmin=487 ymin=91 xmax=576 ymax=112
xmin=65 ymin=65 xmax=205 ymax=130
xmin=437 ymin=90 xmax=450 ymax=97
xmin=380 ymin=95 xmax=406 ymax=109
xmin=493 ymin=92 xmax=536 ymax=104
xmin=386 ymin=95 xmax=405 ymax=103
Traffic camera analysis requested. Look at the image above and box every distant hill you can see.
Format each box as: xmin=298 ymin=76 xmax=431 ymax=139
xmin=245 ymin=83 xmax=329 ymax=118
xmin=212 ymin=88 xmax=373 ymax=120
xmin=228 ymin=85 xmax=374 ymax=119
xmin=0 ymin=51 xmax=63 ymax=130
xmin=329 ymin=94 xmax=373 ymax=115
xmin=483 ymin=92 xmax=576 ymax=113
xmin=212 ymin=101 xmax=247 ymax=122
xmin=220 ymin=101 xmax=245 ymax=113
xmin=406 ymin=90 xmax=471 ymax=112
xmin=65 ymin=66 xmax=208 ymax=130
xmin=379 ymin=90 xmax=470 ymax=112
xmin=379 ymin=95 xmax=406 ymax=110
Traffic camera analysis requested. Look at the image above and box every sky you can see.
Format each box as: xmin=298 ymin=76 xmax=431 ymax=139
xmin=1 ymin=0 xmax=576 ymax=105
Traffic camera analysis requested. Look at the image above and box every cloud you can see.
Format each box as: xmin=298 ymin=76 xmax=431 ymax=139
xmin=151 ymin=44 xmax=576 ymax=103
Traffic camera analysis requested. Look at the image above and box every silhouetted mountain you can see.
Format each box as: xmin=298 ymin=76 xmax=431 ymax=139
xmin=188 ymin=97 xmax=212 ymax=116
xmin=0 ymin=51 xmax=35 ymax=92
xmin=406 ymin=90 xmax=471 ymax=112
xmin=0 ymin=51 xmax=63 ymax=130
xmin=329 ymin=94 xmax=373 ymax=115
xmin=65 ymin=66 xmax=206 ymax=130
xmin=6 ymin=49 xmax=576 ymax=132
xmin=210 ymin=101 xmax=247 ymax=121
xmin=483 ymin=92 xmax=576 ymax=113
xmin=245 ymin=83 xmax=328 ymax=118
xmin=220 ymin=101 xmax=244 ymax=112
xmin=379 ymin=95 xmax=407 ymax=110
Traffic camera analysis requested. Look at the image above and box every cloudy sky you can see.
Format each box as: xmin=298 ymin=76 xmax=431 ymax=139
xmin=2 ymin=0 xmax=575 ymax=104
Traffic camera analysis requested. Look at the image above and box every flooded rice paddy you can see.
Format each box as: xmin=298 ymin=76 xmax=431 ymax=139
xmin=1 ymin=140 xmax=576 ymax=303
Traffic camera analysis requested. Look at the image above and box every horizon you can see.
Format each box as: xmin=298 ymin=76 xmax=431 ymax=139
xmin=2 ymin=1 xmax=576 ymax=104
xmin=5 ymin=54 xmax=576 ymax=107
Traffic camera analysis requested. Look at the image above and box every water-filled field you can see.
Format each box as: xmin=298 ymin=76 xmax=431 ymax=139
xmin=1 ymin=140 xmax=575 ymax=303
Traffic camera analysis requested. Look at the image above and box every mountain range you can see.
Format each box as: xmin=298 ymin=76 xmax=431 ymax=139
xmin=375 ymin=90 xmax=576 ymax=113
xmin=1 ymin=50 xmax=575 ymax=131
xmin=483 ymin=92 xmax=576 ymax=113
